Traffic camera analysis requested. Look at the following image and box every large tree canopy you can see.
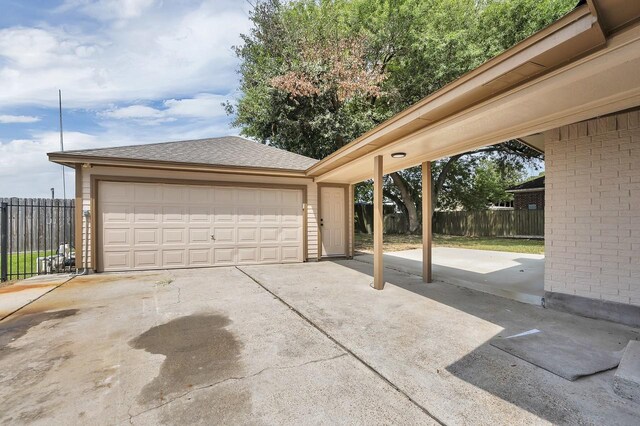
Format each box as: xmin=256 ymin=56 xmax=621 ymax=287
xmin=226 ymin=0 xmax=577 ymax=231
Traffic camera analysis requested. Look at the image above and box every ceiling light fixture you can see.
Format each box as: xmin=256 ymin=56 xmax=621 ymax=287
xmin=391 ymin=152 xmax=406 ymax=158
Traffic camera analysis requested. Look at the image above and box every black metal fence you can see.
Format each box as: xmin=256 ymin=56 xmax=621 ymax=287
xmin=0 ymin=198 xmax=75 ymax=282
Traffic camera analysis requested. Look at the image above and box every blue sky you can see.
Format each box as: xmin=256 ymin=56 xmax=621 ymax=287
xmin=0 ymin=0 xmax=251 ymax=197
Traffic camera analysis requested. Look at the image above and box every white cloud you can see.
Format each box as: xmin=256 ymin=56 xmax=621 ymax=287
xmin=0 ymin=1 xmax=250 ymax=108
xmin=100 ymin=93 xmax=228 ymax=125
xmin=0 ymin=114 xmax=41 ymax=123
xmin=0 ymin=131 xmax=101 ymax=198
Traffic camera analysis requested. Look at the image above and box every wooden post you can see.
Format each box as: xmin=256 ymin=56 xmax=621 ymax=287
xmin=373 ymin=155 xmax=384 ymax=290
xmin=422 ymin=161 xmax=432 ymax=283
xmin=349 ymin=184 xmax=355 ymax=258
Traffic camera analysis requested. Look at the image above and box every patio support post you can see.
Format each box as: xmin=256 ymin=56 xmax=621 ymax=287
xmin=373 ymin=155 xmax=384 ymax=290
xmin=422 ymin=161 xmax=433 ymax=283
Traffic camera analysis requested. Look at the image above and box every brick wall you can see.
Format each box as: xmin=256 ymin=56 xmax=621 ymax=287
xmin=544 ymin=109 xmax=640 ymax=306
xmin=513 ymin=190 xmax=544 ymax=210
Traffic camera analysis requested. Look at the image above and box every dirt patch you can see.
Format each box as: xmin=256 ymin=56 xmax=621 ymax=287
xmin=0 ymin=309 xmax=79 ymax=360
xmin=130 ymin=313 xmax=243 ymax=405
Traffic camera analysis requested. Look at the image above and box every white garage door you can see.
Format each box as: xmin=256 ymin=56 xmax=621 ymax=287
xmin=98 ymin=181 xmax=303 ymax=271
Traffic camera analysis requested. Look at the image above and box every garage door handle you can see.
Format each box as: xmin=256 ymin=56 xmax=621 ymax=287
xmin=210 ymin=235 xmax=215 ymax=241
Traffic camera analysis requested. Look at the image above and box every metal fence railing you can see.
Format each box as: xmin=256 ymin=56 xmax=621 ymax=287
xmin=0 ymin=198 xmax=75 ymax=282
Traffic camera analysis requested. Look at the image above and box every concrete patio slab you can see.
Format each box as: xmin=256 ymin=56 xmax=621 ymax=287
xmin=0 ymin=274 xmax=73 ymax=320
xmin=0 ymin=268 xmax=433 ymax=425
xmin=241 ymin=260 xmax=640 ymax=425
xmin=356 ymin=247 xmax=544 ymax=305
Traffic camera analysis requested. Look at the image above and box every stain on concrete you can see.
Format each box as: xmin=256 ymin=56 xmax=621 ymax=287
xmin=0 ymin=309 xmax=78 ymax=360
xmin=130 ymin=313 xmax=243 ymax=405
xmin=67 ymin=273 xmax=161 ymax=287
xmin=0 ymin=283 xmax=57 ymax=295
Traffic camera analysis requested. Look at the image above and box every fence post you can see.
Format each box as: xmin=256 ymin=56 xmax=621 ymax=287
xmin=1 ymin=202 xmax=7 ymax=282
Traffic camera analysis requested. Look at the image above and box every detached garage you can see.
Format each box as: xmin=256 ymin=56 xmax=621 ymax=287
xmin=48 ymin=136 xmax=343 ymax=272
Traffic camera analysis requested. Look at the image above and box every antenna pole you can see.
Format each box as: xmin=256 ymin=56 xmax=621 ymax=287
xmin=59 ymin=89 xmax=66 ymax=199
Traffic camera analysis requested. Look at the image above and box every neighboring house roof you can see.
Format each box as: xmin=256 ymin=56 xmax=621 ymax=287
xmin=49 ymin=136 xmax=318 ymax=172
xmin=507 ymin=176 xmax=545 ymax=192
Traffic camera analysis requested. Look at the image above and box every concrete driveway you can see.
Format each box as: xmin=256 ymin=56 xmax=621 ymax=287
xmin=0 ymin=262 xmax=638 ymax=425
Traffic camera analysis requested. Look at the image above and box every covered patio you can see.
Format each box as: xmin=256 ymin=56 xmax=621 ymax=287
xmin=308 ymin=0 xmax=640 ymax=308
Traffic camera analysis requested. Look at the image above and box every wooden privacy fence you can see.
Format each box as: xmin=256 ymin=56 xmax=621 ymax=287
xmin=433 ymin=210 xmax=544 ymax=237
xmin=0 ymin=198 xmax=75 ymax=281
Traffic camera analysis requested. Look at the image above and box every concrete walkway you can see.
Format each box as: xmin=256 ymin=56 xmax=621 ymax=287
xmin=0 ymin=274 xmax=73 ymax=320
xmin=356 ymin=247 xmax=545 ymax=305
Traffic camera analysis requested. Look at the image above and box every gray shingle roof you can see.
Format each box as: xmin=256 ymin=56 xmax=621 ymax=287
xmin=53 ymin=136 xmax=318 ymax=171
xmin=507 ymin=175 xmax=545 ymax=191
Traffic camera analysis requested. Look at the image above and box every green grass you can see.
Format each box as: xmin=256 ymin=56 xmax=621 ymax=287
xmin=355 ymin=233 xmax=544 ymax=255
xmin=0 ymin=251 xmax=54 ymax=282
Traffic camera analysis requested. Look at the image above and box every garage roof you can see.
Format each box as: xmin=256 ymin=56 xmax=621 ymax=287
xmin=49 ymin=136 xmax=318 ymax=172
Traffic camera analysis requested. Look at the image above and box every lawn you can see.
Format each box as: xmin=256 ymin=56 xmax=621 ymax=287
xmin=355 ymin=233 xmax=544 ymax=255
xmin=0 ymin=251 xmax=54 ymax=283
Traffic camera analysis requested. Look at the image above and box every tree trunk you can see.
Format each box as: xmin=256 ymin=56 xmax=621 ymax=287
xmin=432 ymin=154 xmax=462 ymax=215
xmin=390 ymin=172 xmax=420 ymax=234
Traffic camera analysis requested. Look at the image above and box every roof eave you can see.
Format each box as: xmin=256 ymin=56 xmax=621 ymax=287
xmin=48 ymin=153 xmax=313 ymax=178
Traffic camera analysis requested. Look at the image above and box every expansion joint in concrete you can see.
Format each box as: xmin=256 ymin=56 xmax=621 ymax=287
xmin=236 ymin=266 xmax=447 ymax=426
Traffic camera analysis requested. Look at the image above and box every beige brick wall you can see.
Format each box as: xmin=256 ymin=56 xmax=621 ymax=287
xmin=544 ymin=109 xmax=640 ymax=306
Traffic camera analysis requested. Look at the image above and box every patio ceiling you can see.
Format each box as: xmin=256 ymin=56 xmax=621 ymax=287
xmin=308 ymin=0 xmax=640 ymax=184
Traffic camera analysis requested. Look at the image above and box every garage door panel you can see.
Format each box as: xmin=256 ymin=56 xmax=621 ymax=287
xmin=188 ymin=248 xmax=211 ymax=266
xmin=162 ymin=185 xmax=187 ymax=203
xmin=237 ymin=247 xmax=259 ymax=263
xmin=260 ymin=207 xmax=280 ymax=223
xmin=99 ymin=181 xmax=303 ymax=271
xmin=187 ymin=186 xmax=211 ymax=204
xmin=162 ymin=228 xmax=186 ymax=244
xmin=162 ymin=206 xmax=186 ymax=223
xmin=237 ymin=228 xmax=257 ymax=243
xmin=188 ymin=206 xmax=211 ymax=223
xmin=281 ymin=190 xmax=301 ymax=206
xmin=281 ymin=227 xmax=301 ymax=242
xmin=260 ymin=227 xmax=279 ymax=243
xmin=134 ymin=184 xmax=161 ymax=203
xmin=163 ymin=250 xmax=186 ymax=267
xmin=259 ymin=246 xmax=279 ymax=262
xmin=101 ymin=184 xmax=132 ymax=203
xmin=104 ymin=228 xmax=130 ymax=245
xmin=214 ymin=206 xmax=235 ymax=223
xmin=237 ymin=188 xmax=259 ymax=204
xmin=260 ymin=189 xmax=280 ymax=205
xmin=103 ymin=204 xmax=130 ymax=223
xmin=133 ymin=250 xmax=160 ymax=268
xmin=282 ymin=246 xmax=302 ymax=262
xmin=213 ymin=247 xmax=236 ymax=264
xmin=281 ymin=207 xmax=302 ymax=224
xmin=102 ymin=251 xmax=130 ymax=269
xmin=133 ymin=206 xmax=159 ymax=223
xmin=213 ymin=227 xmax=235 ymax=244
xmin=189 ymin=228 xmax=211 ymax=244
xmin=213 ymin=187 xmax=234 ymax=203
xmin=134 ymin=228 xmax=158 ymax=245
xmin=238 ymin=207 xmax=258 ymax=223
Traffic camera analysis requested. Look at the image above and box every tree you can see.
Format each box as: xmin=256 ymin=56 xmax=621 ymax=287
xmin=227 ymin=0 xmax=576 ymax=232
